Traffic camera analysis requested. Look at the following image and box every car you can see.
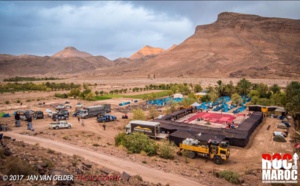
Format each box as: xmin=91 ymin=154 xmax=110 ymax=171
xmin=50 ymin=120 xmax=72 ymax=129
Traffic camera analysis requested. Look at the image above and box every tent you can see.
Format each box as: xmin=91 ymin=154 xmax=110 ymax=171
xmin=173 ymin=93 xmax=183 ymax=99
xmin=191 ymin=102 xmax=201 ymax=107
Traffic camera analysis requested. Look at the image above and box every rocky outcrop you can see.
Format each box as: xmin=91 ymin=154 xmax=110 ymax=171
xmin=129 ymin=45 xmax=165 ymax=60
xmin=52 ymin=46 xmax=93 ymax=58
xmin=117 ymin=12 xmax=300 ymax=79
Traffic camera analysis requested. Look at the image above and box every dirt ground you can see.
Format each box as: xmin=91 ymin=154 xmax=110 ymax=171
xmin=0 ymin=78 xmax=298 ymax=185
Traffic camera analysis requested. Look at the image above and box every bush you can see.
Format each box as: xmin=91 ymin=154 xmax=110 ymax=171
xmin=54 ymin=93 xmax=68 ymax=98
xmin=16 ymin=100 xmax=21 ymax=103
xmin=4 ymin=156 xmax=37 ymax=176
xmin=132 ymin=108 xmax=146 ymax=120
xmin=218 ymin=170 xmax=240 ymax=184
xmin=114 ymin=132 xmax=158 ymax=156
xmin=114 ymin=132 xmax=126 ymax=146
xmin=93 ymin=143 xmax=100 ymax=147
xmin=5 ymin=100 xmax=10 ymax=104
xmin=158 ymin=140 xmax=176 ymax=159
xmin=47 ymin=149 xmax=55 ymax=154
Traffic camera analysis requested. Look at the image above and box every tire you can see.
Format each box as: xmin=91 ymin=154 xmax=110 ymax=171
xmin=55 ymin=126 xmax=59 ymax=130
xmin=213 ymin=156 xmax=223 ymax=165
xmin=68 ymin=126 xmax=71 ymax=129
xmin=185 ymin=151 xmax=196 ymax=159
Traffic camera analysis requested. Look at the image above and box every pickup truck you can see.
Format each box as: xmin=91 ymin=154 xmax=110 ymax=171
xmin=49 ymin=121 xmax=72 ymax=129
xmin=97 ymin=115 xmax=117 ymax=122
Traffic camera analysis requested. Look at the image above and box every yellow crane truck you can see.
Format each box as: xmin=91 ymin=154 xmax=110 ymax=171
xmin=177 ymin=138 xmax=230 ymax=164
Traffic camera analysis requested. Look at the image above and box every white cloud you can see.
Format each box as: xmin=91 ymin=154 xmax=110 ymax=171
xmin=28 ymin=1 xmax=194 ymax=59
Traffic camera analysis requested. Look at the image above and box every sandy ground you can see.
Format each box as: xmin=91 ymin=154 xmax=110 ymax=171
xmin=5 ymin=132 xmax=203 ymax=186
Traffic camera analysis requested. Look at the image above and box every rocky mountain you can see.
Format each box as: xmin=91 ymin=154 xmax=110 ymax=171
xmin=1 ymin=12 xmax=299 ymax=79
xmin=0 ymin=54 xmax=112 ymax=77
xmin=111 ymin=12 xmax=300 ymax=79
xmin=52 ymin=46 xmax=93 ymax=58
xmin=129 ymin=45 xmax=165 ymax=60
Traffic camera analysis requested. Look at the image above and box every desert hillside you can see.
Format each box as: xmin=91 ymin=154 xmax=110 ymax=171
xmin=129 ymin=45 xmax=165 ymax=60
xmin=0 ymin=12 xmax=299 ymax=79
xmin=52 ymin=46 xmax=93 ymax=58
xmin=106 ymin=12 xmax=300 ymax=79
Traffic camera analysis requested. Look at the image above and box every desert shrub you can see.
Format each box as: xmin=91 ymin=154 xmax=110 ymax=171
xmin=0 ymin=149 xmax=6 ymax=159
xmin=134 ymin=175 xmax=143 ymax=181
xmin=16 ymin=100 xmax=21 ymax=103
xmin=218 ymin=170 xmax=240 ymax=184
xmin=93 ymin=143 xmax=100 ymax=147
xmin=42 ymin=158 xmax=54 ymax=168
xmin=26 ymin=99 xmax=31 ymax=102
xmin=54 ymin=93 xmax=68 ymax=98
xmin=47 ymin=149 xmax=55 ymax=154
xmin=158 ymin=140 xmax=176 ymax=159
xmin=5 ymin=100 xmax=10 ymax=104
xmin=115 ymin=132 xmax=158 ymax=156
xmin=142 ymin=160 xmax=147 ymax=164
xmin=132 ymin=108 xmax=146 ymax=120
xmin=114 ymin=132 xmax=127 ymax=146
xmin=4 ymin=156 xmax=37 ymax=176
xmin=273 ymin=135 xmax=286 ymax=142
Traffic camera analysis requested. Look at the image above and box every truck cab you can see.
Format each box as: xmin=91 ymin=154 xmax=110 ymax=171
xmin=178 ymin=139 xmax=230 ymax=164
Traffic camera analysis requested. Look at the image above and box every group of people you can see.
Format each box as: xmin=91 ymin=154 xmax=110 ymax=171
xmin=226 ymin=121 xmax=235 ymax=129
xmin=77 ymin=116 xmax=106 ymax=130
xmin=15 ymin=112 xmax=34 ymax=131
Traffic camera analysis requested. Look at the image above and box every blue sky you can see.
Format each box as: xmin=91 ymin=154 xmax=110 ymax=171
xmin=0 ymin=1 xmax=299 ymax=60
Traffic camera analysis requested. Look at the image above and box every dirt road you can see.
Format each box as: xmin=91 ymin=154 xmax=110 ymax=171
xmin=6 ymin=132 xmax=203 ymax=186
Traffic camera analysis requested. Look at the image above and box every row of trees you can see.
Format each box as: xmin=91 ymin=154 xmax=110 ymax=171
xmin=0 ymin=82 xmax=80 ymax=92
xmin=3 ymin=76 xmax=61 ymax=82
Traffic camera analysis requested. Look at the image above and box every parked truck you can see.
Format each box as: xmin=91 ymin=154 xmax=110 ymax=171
xmin=49 ymin=120 xmax=72 ymax=129
xmin=125 ymin=120 xmax=167 ymax=139
xmin=78 ymin=104 xmax=111 ymax=119
xmin=177 ymin=138 xmax=230 ymax=164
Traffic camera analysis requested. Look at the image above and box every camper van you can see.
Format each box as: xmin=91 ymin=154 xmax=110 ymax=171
xmin=125 ymin=120 xmax=167 ymax=139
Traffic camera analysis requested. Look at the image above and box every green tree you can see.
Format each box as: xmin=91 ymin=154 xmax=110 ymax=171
xmin=194 ymin=84 xmax=203 ymax=93
xmin=148 ymin=106 xmax=159 ymax=119
xmin=69 ymin=88 xmax=81 ymax=99
xmin=250 ymin=96 xmax=259 ymax=105
xmin=256 ymin=83 xmax=269 ymax=98
xmin=180 ymin=97 xmax=195 ymax=108
xmin=178 ymin=84 xmax=190 ymax=95
xmin=223 ymin=81 xmax=236 ymax=96
xmin=208 ymin=89 xmax=219 ymax=102
xmin=285 ymin=81 xmax=300 ymax=129
xmin=257 ymin=98 xmax=271 ymax=106
xmin=248 ymin=90 xmax=260 ymax=98
xmin=132 ymin=108 xmax=146 ymax=120
xmin=216 ymin=80 xmax=225 ymax=96
xmin=270 ymin=84 xmax=281 ymax=94
xmin=231 ymin=93 xmax=242 ymax=105
xmin=270 ymin=93 xmax=286 ymax=106
xmin=85 ymin=92 xmax=95 ymax=101
xmin=236 ymin=78 xmax=252 ymax=95
xmin=158 ymin=140 xmax=176 ymax=159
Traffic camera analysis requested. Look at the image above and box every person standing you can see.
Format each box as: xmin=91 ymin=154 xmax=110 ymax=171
xmin=103 ymin=122 xmax=106 ymax=130
xmin=77 ymin=116 xmax=80 ymax=123
xmin=81 ymin=119 xmax=85 ymax=127
xmin=27 ymin=116 xmax=33 ymax=130
xmin=15 ymin=111 xmax=21 ymax=127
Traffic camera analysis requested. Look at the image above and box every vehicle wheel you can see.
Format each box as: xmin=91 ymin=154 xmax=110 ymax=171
xmin=55 ymin=126 xmax=59 ymax=130
xmin=176 ymin=150 xmax=182 ymax=156
xmin=213 ymin=156 xmax=223 ymax=165
xmin=185 ymin=150 xmax=196 ymax=159
xmin=68 ymin=126 xmax=71 ymax=129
